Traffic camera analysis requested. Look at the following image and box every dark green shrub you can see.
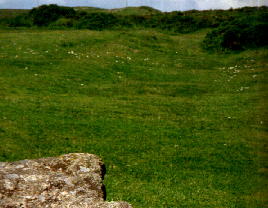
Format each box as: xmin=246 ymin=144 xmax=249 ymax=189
xmin=243 ymin=23 xmax=268 ymax=47
xmin=76 ymin=11 xmax=88 ymax=19
xmin=119 ymin=14 xmax=151 ymax=28
xmin=8 ymin=14 xmax=32 ymax=27
xmin=148 ymin=12 xmax=205 ymax=33
xmin=29 ymin=4 xmax=76 ymax=26
xmin=172 ymin=15 xmax=201 ymax=33
xmin=75 ymin=12 xmax=118 ymax=30
xmin=49 ymin=18 xmax=74 ymax=28
xmin=203 ymin=14 xmax=268 ymax=51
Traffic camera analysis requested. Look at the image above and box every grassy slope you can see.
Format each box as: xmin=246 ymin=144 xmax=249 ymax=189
xmin=74 ymin=6 xmax=161 ymax=15
xmin=0 ymin=28 xmax=267 ymax=207
xmin=0 ymin=9 xmax=28 ymax=18
xmin=109 ymin=6 xmax=161 ymax=15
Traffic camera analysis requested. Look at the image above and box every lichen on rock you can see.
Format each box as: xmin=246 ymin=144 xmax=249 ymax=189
xmin=0 ymin=153 xmax=132 ymax=208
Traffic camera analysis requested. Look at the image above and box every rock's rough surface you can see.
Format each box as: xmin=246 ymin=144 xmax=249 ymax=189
xmin=0 ymin=153 xmax=132 ymax=208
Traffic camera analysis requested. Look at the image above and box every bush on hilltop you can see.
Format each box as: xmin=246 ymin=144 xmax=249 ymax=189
xmin=202 ymin=12 xmax=268 ymax=51
xmin=29 ymin=4 xmax=76 ymax=26
xmin=75 ymin=12 xmax=118 ymax=30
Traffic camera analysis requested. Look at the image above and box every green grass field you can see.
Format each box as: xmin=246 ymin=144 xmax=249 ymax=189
xmin=0 ymin=28 xmax=267 ymax=207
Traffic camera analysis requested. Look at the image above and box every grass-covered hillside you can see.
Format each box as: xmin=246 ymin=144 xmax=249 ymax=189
xmin=0 ymin=6 xmax=268 ymax=208
xmin=74 ymin=6 xmax=161 ymax=16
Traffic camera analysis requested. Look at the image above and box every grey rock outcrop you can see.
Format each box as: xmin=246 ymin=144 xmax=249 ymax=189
xmin=0 ymin=153 xmax=132 ymax=208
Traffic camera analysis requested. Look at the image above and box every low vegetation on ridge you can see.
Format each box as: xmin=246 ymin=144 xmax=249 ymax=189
xmin=1 ymin=5 xmax=268 ymax=51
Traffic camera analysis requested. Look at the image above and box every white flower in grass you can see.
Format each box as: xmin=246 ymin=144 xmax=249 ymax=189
xmin=253 ymin=75 xmax=257 ymax=78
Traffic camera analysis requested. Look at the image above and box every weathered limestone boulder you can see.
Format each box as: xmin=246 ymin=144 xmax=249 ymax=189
xmin=0 ymin=153 xmax=132 ymax=208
